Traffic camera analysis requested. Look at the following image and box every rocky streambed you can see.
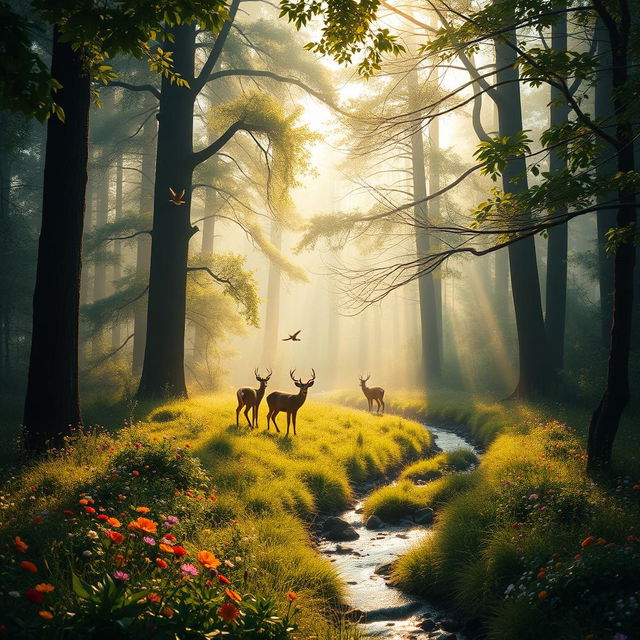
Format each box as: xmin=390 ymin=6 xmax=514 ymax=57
xmin=317 ymin=426 xmax=480 ymax=640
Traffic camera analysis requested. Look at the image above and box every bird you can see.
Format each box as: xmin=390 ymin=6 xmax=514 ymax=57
xmin=169 ymin=187 xmax=186 ymax=205
xmin=282 ymin=330 xmax=302 ymax=342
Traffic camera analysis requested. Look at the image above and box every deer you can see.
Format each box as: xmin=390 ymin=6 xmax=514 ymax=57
xmin=236 ymin=368 xmax=272 ymax=429
xmin=266 ymin=369 xmax=316 ymax=436
xmin=359 ymin=374 xmax=385 ymax=414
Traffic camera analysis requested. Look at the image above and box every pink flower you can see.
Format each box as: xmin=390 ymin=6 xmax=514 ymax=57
xmin=528 ymin=493 xmax=538 ymax=501
xmin=143 ymin=536 xmax=156 ymax=546
xmin=180 ymin=563 xmax=199 ymax=577
xmin=113 ymin=571 xmax=130 ymax=581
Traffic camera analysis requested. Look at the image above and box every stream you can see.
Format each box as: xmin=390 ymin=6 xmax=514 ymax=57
xmin=318 ymin=426 xmax=481 ymax=640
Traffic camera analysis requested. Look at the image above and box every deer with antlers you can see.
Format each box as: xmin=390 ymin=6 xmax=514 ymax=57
xmin=236 ymin=368 xmax=272 ymax=429
xmin=266 ymin=369 xmax=316 ymax=436
xmin=359 ymin=374 xmax=385 ymax=414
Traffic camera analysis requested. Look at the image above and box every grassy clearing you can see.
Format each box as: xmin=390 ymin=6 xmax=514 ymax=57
xmin=0 ymin=395 xmax=431 ymax=637
xmin=400 ymin=449 xmax=479 ymax=482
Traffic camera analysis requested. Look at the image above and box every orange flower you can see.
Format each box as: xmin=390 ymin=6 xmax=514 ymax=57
xmin=163 ymin=607 xmax=174 ymax=618
xmin=35 ymin=584 xmax=55 ymax=593
xmin=147 ymin=592 xmax=161 ymax=603
xmin=155 ymin=558 xmax=168 ymax=569
xmin=106 ymin=517 xmax=121 ymax=528
xmin=114 ymin=553 xmax=127 ymax=567
xmin=20 ymin=561 xmax=38 ymax=573
xmin=128 ymin=517 xmax=157 ymax=534
xmin=197 ymin=550 xmax=221 ymax=570
xmin=79 ymin=499 xmax=89 ymax=505
xmin=106 ymin=530 xmax=124 ymax=544
xmin=159 ymin=544 xmax=175 ymax=554
xmin=536 ymin=571 xmax=546 ymax=580
xmin=287 ymin=591 xmax=298 ymax=601
xmin=218 ymin=602 xmax=240 ymax=623
xmin=136 ymin=507 xmax=151 ymax=514
xmin=38 ymin=611 xmax=54 ymax=620
xmin=13 ymin=536 xmax=28 ymax=553
xmin=538 ymin=590 xmax=548 ymax=600
xmin=225 ymin=588 xmax=242 ymax=602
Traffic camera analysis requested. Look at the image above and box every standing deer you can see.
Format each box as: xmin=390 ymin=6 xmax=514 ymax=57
xmin=266 ymin=369 xmax=315 ymax=436
xmin=236 ymin=368 xmax=272 ymax=428
xmin=359 ymin=374 xmax=385 ymax=414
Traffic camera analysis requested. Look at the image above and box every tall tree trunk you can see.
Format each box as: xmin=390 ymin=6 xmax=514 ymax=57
xmin=544 ymin=6 xmax=569 ymax=374
xmin=494 ymin=3 xmax=551 ymax=397
xmin=0 ymin=143 xmax=10 ymax=383
xmin=594 ymin=16 xmax=617 ymax=350
xmin=23 ymin=27 xmax=90 ymax=451
xmin=132 ymin=107 xmax=156 ymax=375
xmin=587 ymin=4 xmax=636 ymax=469
xmin=112 ymin=157 xmax=123 ymax=348
xmin=262 ymin=222 xmax=282 ymax=365
xmin=137 ymin=24 xmax=197 ymax=400
xmin=410 ymin=73 xmax=441 ymax=385
xmin=93 ymin=152 xmax=110 ymax=302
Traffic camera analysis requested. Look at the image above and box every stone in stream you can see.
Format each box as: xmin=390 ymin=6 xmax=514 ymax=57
xmin=366 ymin=514 xmax=383 ymax=529
xmin=374 ymin=560 xmax=396 ymax=576
xmin=440 ymin=619 xmax=463 ymax=633
xmin=414 ymin=508 xmax=435 ymax=525
xmin=418 ymin=618 xmax=437 ymax=632
xmin=322 ymin=516 xmax=360 ymax=542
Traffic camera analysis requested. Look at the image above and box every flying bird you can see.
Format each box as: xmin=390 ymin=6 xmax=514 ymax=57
xmin=169 ymin=187 xmax=186 ymax=206
xmin=282 ymin=330 xmax=302 ymax=342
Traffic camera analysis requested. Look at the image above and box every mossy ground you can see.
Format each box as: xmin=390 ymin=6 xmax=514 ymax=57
xmin=0 ymin=395 xmax=431 ymax=637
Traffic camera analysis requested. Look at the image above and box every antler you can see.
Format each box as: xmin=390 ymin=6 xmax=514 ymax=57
xmin=266 ymin=368 xmax=272 ymax=379
xmin=307 ymin=368 xmax=316 ymax=383
xmin=290 ymin=369 xmax=301 ymax=384
xmin=254 ymin=368 xmax=259 ymax=378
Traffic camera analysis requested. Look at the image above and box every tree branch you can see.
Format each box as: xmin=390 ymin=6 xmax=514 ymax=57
xmin=187 ymin=266 xmax=236 ymax=292
xmin=108 ymin=81 xmax=160 ymax=100
xmin=191 ymin=121 xmax=245 ymax=167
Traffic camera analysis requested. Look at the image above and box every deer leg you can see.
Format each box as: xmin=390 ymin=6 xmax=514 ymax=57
xmin=236 ymin=402 xmax=242 ymax=426
xmin=253 ymin=403 xmax=259 ymax=429
xmin=243 ymin=405 xmax=252 ymax=427
xmin=380 ymin=398 xmax=385 ymax=414
xmin=368 ymin=398 xmax=372 ymax=412
xmin=292 ymin=411 xmax=297 ymax=436
xmin=271 ymin=411 xmax=281 ymax=433
xmin=286 ymin=412 xmax=291 ymax=437
xmin=376 ymin=398 xmax=381 ymax=413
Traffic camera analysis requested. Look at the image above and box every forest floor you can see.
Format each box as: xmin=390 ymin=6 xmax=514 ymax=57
xmin=0 ymin=392 xmax=638 ymax=639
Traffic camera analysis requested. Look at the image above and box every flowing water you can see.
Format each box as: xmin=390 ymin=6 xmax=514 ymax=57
xmin=318 ymin=426 xmax=480 ymax=639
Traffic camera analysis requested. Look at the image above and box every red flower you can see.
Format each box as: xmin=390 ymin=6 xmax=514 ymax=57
xmin=581 ymin=536 xmax=595 ymax=548
xmin=155 ymin=558 xmax=168 ymax=569
xmin=218 ymin=603 xmax=240 ymax=623
xmin=106 ymin=530 xmax=124 ymax=544
xmin=20 ymin=561 xmax=38 ymax=573
xmin=13 ymin=536 xmax=28 ymax=553
xmin=24 ymin=589 xmax=45 ymax=604
xmin=225 ymin=588 xmax=242 ymax=602
xmin=63 ymin=510 xmax=74 ymax=516
xmin=84 ymin=507 xmax=96 ymax=515
xmin=97 ymin=514 xmax=109 ymax=521
xmin=172 ymin=545 xmax=187 ymax=557
xmin=287 ymin=591 xmax=298 ymax=601
xmin=218 ymin=574 xmax=231 ymax=585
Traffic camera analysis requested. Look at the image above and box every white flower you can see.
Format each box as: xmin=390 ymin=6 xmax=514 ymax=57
xmin=9 ymin=591 xmax=20 ymax=598
xmin=504 ymin=584 xmax=515 ymax=595
xmin=83 ymin=550 xmax=93 ymax=557
xmin=87 ymin=530 xmax=99 ymax=539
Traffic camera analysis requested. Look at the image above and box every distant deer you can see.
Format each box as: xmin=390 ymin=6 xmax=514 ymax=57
xmin=266 ymin=369 xmax=316 ymax=436
xmin=236 ymin=368 xmax=272 ymax=428
xmin=359 ymin=374 xmax=385 ymax=414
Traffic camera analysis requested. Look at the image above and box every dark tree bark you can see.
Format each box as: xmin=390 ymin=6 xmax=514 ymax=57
xmin=544 ymin=6 xmax=569 ymax=374
xmin=494 ymin=3 xmax=551 ymax=398
xmin=0 ymin=141 xmax=10 ymax=382
xmin=587 ymin=0 xmax=636 ymax=469
xmin=594 ymin=16 xmax=617 ymax=350
xmin=132 ymin=109 xmax=156 ymax=375
xmin=23 ymin=28 xmax=90 ymax=451
xmin=112 ymin=157 xmax=123 ymax=347
xmin=137 ymin=24 xmax=197 ymax=399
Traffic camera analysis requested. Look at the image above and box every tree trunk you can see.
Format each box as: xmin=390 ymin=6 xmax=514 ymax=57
xmin=544 ymin=6 xmax=569 ymax=374
xmin=594 ymin=16 xmax=617 ymax=350
xmin=112 ymin=157 xmax=123 ymax=348
xmin=0 ymin=144 xmax=10 ymax=383
xmin=262 ymin=222 xmax=282 ymax=365
xmin=137 ymin=24 xmax=196 ymax=400
xmin=132 ymin=107 xmax=156 ymax=375
xmin=23 ymin=27 xmax=90 ymax=451
xmin=587 ymin=8 xmax=636 ymax=469
xmin=494 ymin=4 xmax=551 ymax=397
xmin=93 ymin=151 xmax=110 ymax=302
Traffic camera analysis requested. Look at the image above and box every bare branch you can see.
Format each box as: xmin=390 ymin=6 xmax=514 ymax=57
xmin=108 ymin=81 xmax=160 ymax=100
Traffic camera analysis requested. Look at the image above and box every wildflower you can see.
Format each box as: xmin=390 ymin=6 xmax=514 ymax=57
xmin=528 ymin=493 xmax=538 ymax=501
xmin=163 ymin=607 xmax=174 ymax=618
xmin=114 ymin=553 xmax=127 ymax=566
xmin=79 ymin=499 xmax=89 ymax=505
xmin=9 ymin=591 xmax=20 ymax=598
xmin=13 ymin=536 xmax=28 ymax=553
xmin=24 ymin=589 xmax=45 ymax=604
xmin=84 ymin=507 xmax=96 ymax=515
xmin=35 ymin=584 xmax=55 ymax=593
xmin=538 ymin=591 xmax=548 ymax=600
xmin=136 ymin=506 xmax=151 ymax=514
xmin=166 ymin=515 xmax=179 ymax=525
xmin=159 ymin=543 xmax=174 ymax=554
xmin=287 ymin=591 xmax=298 ymax=601
xmin=97 ymin=514 xmax=108 ymax=521
xmin=218 ymin=602 xmax=240 ymax=623
xmin=132 ymin=470 xmax=139 ymax=476
xmin=82 ymin=550 xmax=93 ymax=557
xmin=143 ymin=536 xmax=156 ymax=546
xmin=181 ymin=563 xmax=199 ymax=576
xmin=147 ymin=592 xmax=161 ymax=603
xmin=155 ymin=558 xmax=168 ymax=569
xmin=172 ymin=545 xmax=187 ymax=557
xmin=63 ymin=510 xmax=74 ymax=516
xmin=107 ymin=517 xmax=121 ymax=528
xmin=581 ymin=536 xmax=595 ymax=547
xmin=106 ymin=530 xmax=124 ymax=544
xmin=32 ymin=515 xmax=45 ymax=525
xmin=161 ymin=534 xmax=176 ymax=544
xmin=38 ymin=611 xmax=54 ymax=620
xmin=225 ymin=588 xmax=242 ymax=602
xmin=87 ymin=530 xmax=99 ymax=539
xmin=198 ymin=550 xmax=221 ymax=570
xmin=113 ymin=570 xmax=130 ymax=582
xmin=218 ymin=574 xmax=231 ymax=585
xmin=20 ymin=561 xmax=38 ymax=573
xmin=128 ymin=517 xmax=158 ymax=534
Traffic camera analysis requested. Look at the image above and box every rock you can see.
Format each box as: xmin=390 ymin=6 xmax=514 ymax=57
xmin=347 ymin=581 xmax=357 ymax=585
xmin=343 ymin=608 xmax=366 ymax=622
xmin=355 ymin=507 xmax=364 ymax=514
xmin=334 ymin=545 xmax=354 ymax=554
xmin=418 ymin=619 xmax=436 ymax=632
xmin=374 ymin=561 xmax=396 ymax=576
xmin=366 ymin=514 xmax=383 ymax=529
xmin=360 ymin=601 xmax=424 ymax=622
xmin=322 ymin=517 xmax=360 ymax=541
xmin=395 ymin=533 xmax=409 ymax=539
xmin=440 ymin=620 xmax=463 ymax=633
xmin=414 ymin=508 xmax=435 ymax=525
xmin=400 ymin=518 xmax=415 ymax=527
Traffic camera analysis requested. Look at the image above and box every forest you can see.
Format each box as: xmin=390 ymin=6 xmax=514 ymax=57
xmin=0 ymin=0 xmax=638 ymax=638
